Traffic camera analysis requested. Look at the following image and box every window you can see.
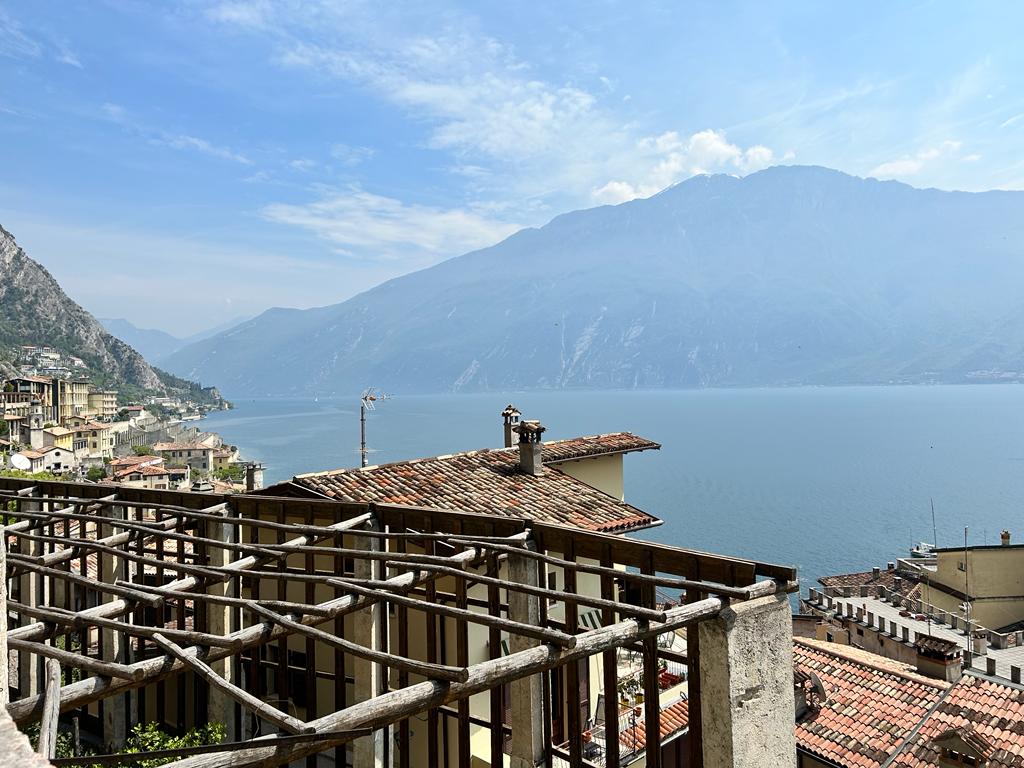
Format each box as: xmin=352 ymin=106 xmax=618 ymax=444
xmin=941 ymin=746 xmax=980 ymax=766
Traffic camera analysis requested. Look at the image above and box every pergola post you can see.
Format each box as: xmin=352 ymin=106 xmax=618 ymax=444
xmin=698 ymin=593 xmax=796 ymax=768
xmin=18 ymin=514 xmax=42 ymax=699
xmin=352 ymin=520 xmax=385 ymax=768
xmin=100 ymin=504 xmax=131 ymax=749
xmin=508 ymin=547 xmax=545 ymax=768
xmin=206 ymin=509 xmax=237 ymax=740
xmin=0 ymin=524 xmax=8 ymax=707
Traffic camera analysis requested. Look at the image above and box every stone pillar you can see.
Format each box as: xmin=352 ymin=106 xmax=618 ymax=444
xmin=100 ymin=506 xmax=130 ymax=750
xmin=508 ymin=550 xmax=545 ymax=768
xmin=698 ymin=594 xmax=796 ymax=768
xmin=0 ymin=524 xmax=8 ymax=707
xmin=206 ymin=511 xmax=236 ymax=740
xmin=352 ymin=523 xmax=385 ymax=768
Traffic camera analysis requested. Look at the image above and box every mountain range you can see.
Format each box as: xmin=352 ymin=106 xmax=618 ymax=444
xmin=0 ymin=225 xmax=226 ymax=405
xmin=152 ymin=165 xmax=1024 ymax=396
xmin=99 ymin=316 xmax=253 ymax=363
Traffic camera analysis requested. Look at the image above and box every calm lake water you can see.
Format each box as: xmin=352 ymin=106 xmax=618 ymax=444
xmin=201 ymin=386 xmax=1024 ymax=591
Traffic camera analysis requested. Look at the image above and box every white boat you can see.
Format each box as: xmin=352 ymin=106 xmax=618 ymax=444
xmin=910 ymin=541 xmax=935 ymax=558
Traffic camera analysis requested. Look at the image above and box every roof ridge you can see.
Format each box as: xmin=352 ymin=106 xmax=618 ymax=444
xmin=794 ymin=638 xmax=950 ymax=690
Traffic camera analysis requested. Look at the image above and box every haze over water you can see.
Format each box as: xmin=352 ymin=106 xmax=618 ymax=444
xmin=202 ymin=385 xmax=1024 ymax=591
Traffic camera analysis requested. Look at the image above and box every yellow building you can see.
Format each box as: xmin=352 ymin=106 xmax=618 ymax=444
xmin=71 ymin=419 xmax=115 ymax=458
xmin=42 ymin=425 xmax=74 ymax=451
xmin=921 ymin=534 xmax=1024 ymax=631
xmin=87 ymin=389 xmax=119 ymax=420
xmin=54 ymin=378 xmax=91 ymax=424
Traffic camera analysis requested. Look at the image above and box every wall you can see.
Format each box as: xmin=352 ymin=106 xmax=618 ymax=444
xmin=554 ymin=454 xmax=624 ymax=501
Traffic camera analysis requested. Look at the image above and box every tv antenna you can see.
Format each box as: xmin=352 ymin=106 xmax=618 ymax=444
xmin=360 ymin=388 xmax=390 ymax=468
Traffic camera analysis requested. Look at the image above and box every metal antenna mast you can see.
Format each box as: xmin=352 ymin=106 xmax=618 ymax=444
xmin=360 ymin=388 xmax=389 ymax=468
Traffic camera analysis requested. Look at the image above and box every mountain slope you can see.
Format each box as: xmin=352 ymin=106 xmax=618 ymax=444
xmin=99 ymin=318 xmax=183 ymax=362
xmin=0 ymin=225 xmax=226 ymax=403
xmin=163 ymin=166 xmax=1024 ymax=396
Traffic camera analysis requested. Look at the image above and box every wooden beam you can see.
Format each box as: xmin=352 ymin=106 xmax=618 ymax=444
xmin=37 ymin=658 xmax=61 ymax=759
xmin=248 ymin=602 xmax=469 ymax=684
xmin=8 ymin=637 xmax=143 ymax=682
xmin=150 ymin=633 xmax=312 ymax=736
xmin=161 ymin=596 xmax=728 ymax=768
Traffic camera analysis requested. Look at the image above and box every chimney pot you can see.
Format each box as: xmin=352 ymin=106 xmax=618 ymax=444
xmin=887 ymin=562 xmax=895 ymax=571
xmin=872 ymin=567 xmax=881 ymax=579
xmin=1001 ymin=530 xmax=1011 ymax=546
xmin=517 ymin=420 xmax=545 ymax=475
xmin=501 ymin=404 xmax=521 ymax=448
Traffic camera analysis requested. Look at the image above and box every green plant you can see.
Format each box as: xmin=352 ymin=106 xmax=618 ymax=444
xmin=86 ymin=466 xmax=106 ymax=482
xmin=121 ymin=721 xmax=226 ymax=767
xmin=213 ymin=464 xmax=244 ymax=483
xmin=133 ymin=445 xmax=154 ymax=456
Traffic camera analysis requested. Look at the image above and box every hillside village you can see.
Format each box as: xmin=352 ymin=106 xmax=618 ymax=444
xmin=0 ymin=343 xmax=260 ymax=492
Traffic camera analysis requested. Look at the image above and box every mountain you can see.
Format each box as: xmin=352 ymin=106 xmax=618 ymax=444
xmin=163 ymin=166 xmax=1024 ymax=396
xmin=99 ymin=316 xmax=253 ymax=362
xmin=99 ymin=318 xmax=183 ymax=362
xmin=0 ymin=225 xmax=227 ymax=405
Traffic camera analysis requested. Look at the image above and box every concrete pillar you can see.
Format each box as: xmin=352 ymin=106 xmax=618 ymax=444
xmin=0 ymin=524 xmax=8 ymax=707
xmin=698 ymin=594 xmax=796 ymax=768
xmin=352 ymin=523 xmax=385 ymax=768
xmin=100 ymin=506 xmax=130 ymax=750
xmin=508 ymin=550 xmax=544 ymax=768
xmin=206 ymin=511 xmax=236 ymax=740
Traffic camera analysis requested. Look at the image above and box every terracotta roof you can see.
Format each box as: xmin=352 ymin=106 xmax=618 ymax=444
xmin=619 ymin=698 xmax=689 ymax=751
xmin=18 ymin=450 xmax=44 ymax=460
xmin=44 ymin=426 xmax=73 ymax=436
xmin=794 ymin=639 xmax=949 ymax=768
xmin=532 ymin=433 xmax=660 ymax=463
xmin=154 ymin=442 xmax=212 ymax=452
xmin=274 ymin=433 xmax=661 ymax=533
xmin=891 ymin=676 xmax=1024 ymax=767
xmin=111 ymin=455 xmax=161 ymax=467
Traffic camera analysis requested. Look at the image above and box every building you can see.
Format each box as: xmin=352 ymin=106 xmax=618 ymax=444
xmin=793 ymin=637 xmax=1024 ymax=767
xmin=53 ymin=378 xmax=91 ymax=424
xmin=87 ymin=389 xmax=119 ymax=420
xmin=42 ymin=425 xmax=74 ymax=451
xmin=0 ymin=472 xmax=797 ymax=768
xmin=5 ymin=376 xmax=54 ymax=418
xmin=69 ymin=419 xmax=115 ymax=458
xmin=152 ymin=442 xmax=216 ymax=473
xmin=9 ymin=444 xmax=77 ymax=474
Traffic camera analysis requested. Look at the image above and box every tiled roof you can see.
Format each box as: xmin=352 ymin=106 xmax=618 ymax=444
xmin=891 ymin=676 xmax=1024 ymax=767
xmin=794 ymin=639 xmax=949 ymax=768
xmin=820 ymin=568 xmax=920 ymax=599
xmin=276 ymin=433 xmax=661 ymax=533
xmin=154 ymin=442 xmax=212 ymax=452
xmin=111 ymin=455 xmax=161 ymax=467
xmin=534 ymin=433 xmax=660 ymax=463
xmin=619 ymin=698 xmax=689 ymax=751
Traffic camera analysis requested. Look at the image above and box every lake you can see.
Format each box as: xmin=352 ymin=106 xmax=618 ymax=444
xmin=201 ymin=385 xmax=1024 ymax=591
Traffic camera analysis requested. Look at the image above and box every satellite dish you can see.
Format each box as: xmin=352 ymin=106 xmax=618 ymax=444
xmin=11 ymin=453 xmax=32 ymax=471
xmin=808 ymin=671 xmax=829 ymax=705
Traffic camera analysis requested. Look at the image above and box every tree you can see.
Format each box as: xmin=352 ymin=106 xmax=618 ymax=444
xmin=86 ymin=466 xmax=106 ymax=482
xmin=121 ymin=721 xmax=226 ymax=767
xmin=214 ymin=463 xmax=244 ymax=483
xmin=133 ymin=444 xmax=154 ymax=456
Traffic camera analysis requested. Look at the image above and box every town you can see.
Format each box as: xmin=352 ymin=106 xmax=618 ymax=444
xmin=0 ymin=344 xmax=261 ymax=492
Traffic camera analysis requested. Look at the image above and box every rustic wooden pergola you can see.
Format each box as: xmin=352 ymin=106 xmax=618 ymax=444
xmin=0 ymin=478 xmax=797 ymax=768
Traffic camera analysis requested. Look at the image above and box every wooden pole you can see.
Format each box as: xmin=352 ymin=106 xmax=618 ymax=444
xmin=161 ymin=597 xmax=727 ymax=768
xmin=37 ymin=658 xmax=61 ymax=759
xmin=0 ymin=523 xmax=8 ymax=708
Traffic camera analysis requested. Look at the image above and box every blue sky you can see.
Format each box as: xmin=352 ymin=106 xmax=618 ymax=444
xmin=3 ymin=1 xmax=1024 ymax=335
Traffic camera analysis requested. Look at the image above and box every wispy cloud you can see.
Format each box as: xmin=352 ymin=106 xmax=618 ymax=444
xmin=593 ymin=129 xmax=776 ymax=204
xmin=330 ymin=143 xmax=375 ymax=166
xmin=261 ymin=188 xmax=519 ymax=262
xmin=869 ymin=140 xmax=964 ymax=179
xmin=0 ymin=8 xmax=82 ymax=67
xmin=102 ymin=102 xmax=252 ymax=165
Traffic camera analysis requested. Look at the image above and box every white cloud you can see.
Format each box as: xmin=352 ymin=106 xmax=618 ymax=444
xmin=289 ymin=158 xmax=317 ymax=172
xmin=592 ymin=129 xmax=775 ymax=204
xmin=157 ymin=134 xmax=252 ymax=165
xmin=330 ymin=143 xmax=375 ymax=166
xmin=204 ymin=1 xmax=272 ymax=29
xmin=999 ymin=113 xmax=1024 ymax=129
xmin=261 ymin=188 xmax=519 ymax=261
xmin=0 ymin=9 xmax=42 ymax=59
xmin=869 ymin=140 xmax=963 ymax=179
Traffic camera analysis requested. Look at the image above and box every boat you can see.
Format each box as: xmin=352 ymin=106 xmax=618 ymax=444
xmin=910 ymin=541 xmax=935 ymax=558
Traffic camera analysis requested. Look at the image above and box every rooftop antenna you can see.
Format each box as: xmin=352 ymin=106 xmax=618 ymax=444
xmin=360 ymin=388 xmax=389 ymax=468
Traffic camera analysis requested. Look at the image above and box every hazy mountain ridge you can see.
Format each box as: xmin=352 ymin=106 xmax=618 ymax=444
xmin=99 ymin=316 xmax=254 ymax=362
xmin=0 ymin=225 xmax=227 ymax=404
xmin=163 ymin=166 xmax=1024 ymax=396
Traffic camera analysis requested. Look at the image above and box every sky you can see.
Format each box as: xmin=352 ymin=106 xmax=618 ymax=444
xmin=3 ymin=1 xmax=1024 ymax=336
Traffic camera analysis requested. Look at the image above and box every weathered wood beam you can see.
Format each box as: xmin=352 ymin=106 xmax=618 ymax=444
xmin=150 ymin=633 xmax=312 ymax=735
xmin=163 ymin=596 xmax=728 ymax=768
xmin=249 ymin=603 xmax=469 ymax=684
xmin=8 ymin=638 xmax=143 ymax=681
xmin=37 ymin=659 xmax=61 ymax=759
xmin=326 ymin=577 xmax=577 ymax=648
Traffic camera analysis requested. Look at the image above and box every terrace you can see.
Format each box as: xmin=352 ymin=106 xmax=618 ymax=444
xmin=0 ymin=477 xmax=797 ymax=768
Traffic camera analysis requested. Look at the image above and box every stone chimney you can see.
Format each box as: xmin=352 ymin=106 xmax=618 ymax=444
xmin=517 ymin=420 xmax=545 ymax=476
xmin=501 ymin=404 xmax=521 ymax=448
xmin=1001 ymin=530 xmax=1011 ymax=546
xmin=872 ymin=566 xmax=881 ymax=579
xmin=914 ymin=636 xmax=963 ymax=682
